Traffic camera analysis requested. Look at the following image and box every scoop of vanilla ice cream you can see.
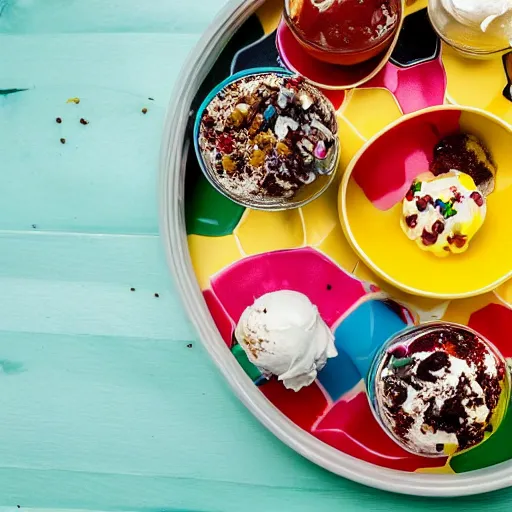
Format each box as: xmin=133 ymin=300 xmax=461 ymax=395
xmin=234 ymin=290 xmax=337 ymax=391
xmin=441 ymin=0 xmax=512 ymax=43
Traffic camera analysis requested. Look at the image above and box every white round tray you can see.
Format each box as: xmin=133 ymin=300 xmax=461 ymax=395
xmin=159 ymin=0 xmax=512 ymax=496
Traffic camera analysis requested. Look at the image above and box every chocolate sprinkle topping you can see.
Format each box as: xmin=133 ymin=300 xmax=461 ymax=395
xmin=416 ymin=351 xmax=450 ymax=383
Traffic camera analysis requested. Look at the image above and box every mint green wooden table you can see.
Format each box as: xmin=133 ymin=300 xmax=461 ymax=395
xmin=0 ymin=1 xmax=511 ymax=509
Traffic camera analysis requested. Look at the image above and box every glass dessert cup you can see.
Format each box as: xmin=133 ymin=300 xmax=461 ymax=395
xmin=284 ymin=0 xmax=403 ymax=66
xmin=366 ymin=322 xmax=511 ymax=458
xmin=428 ymin=0 xmax=512 ymax=59
xmin=194 ymin=68 xmax=340 ymax=211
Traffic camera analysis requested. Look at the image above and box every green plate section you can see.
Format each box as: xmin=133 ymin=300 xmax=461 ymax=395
xmin=232 ymin=344 xmax=262 ymax=382
xmin=185 ymin=169 xmax=245 ymax=236
xmin=450 ymin=402 xmax=512 ymax=473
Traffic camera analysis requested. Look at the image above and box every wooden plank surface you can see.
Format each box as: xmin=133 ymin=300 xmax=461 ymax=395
xmin=1 ymin=0 xmax=512 ymax=509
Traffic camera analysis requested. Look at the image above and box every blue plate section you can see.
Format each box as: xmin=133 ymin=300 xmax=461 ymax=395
xmin=317 ymin=348 xmax=361 ymax=402
xmin=318 ymin=300 xmax=407 ymax=401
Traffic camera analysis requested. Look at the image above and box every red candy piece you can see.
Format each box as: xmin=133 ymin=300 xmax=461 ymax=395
xmin=405 ymin=214 xmax=418 ymax=228
xmin=416 ymin=198 xmax=428 ymax=212
xmin=422 ymin=229 xmax=438 ymax=246
xmin=432 ymin=220 xmax=445 ymax=234
xmin=470 ymin=191 xmax=484 ymax=207
xmin=286 ymin=76 xmax=304 ymax=89
xmin=217 ymin=133 xmax=235 ymax=154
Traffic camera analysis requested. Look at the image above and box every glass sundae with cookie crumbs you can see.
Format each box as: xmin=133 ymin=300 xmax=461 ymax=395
xmin=367 ymin=323 xmax=510 ymax=457
xmin=195 ymin=70 xmax=339 ymax=209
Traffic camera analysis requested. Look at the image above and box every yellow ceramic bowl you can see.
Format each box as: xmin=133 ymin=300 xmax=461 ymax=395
xmin=339 ymin=106 xmax=512 ymax=299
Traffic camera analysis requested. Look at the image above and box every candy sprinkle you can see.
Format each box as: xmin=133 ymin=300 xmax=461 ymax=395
xmin=263 ymin=105 xmax=276 ymax=122
xmin=391 ymin=356 xmax=413 ymax=369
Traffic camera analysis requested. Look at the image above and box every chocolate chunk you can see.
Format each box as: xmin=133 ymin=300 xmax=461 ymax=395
xmin=417 ymin=351 xmax=450 ymax=382
xmin=384 ymin=377 xmax=408 ymax=409
xmin=416 ymin=198 xmax=428 ymax=212
xmin=409 ymin=332 xmax=441 ymax=354
xmin=430 ymin=133 xmax=495 ymax=192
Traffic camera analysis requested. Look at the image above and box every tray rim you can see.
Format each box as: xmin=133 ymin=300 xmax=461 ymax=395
xmin=158 ymin=0 xmax=512 ymax=496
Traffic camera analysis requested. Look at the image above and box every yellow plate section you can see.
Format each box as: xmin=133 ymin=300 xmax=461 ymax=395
xmin=416 ymin=460 xmax=456 ymax=475
xmin=317 ymin=223 xmax=360 ymax=274
xmin=495 ymin=280 xmax=512 ymax=307
xmin=444 ymin=45 xmax=512 ymax=124
xmin=234 ymin=208 xmax=305 ymax=256
xmin=188 ymin=234 xmax=242 ymax=290
xmin=341 ymin=88 xmax=403 ymax=140
xmin=256 ymin=0 xmax=283 ymax=35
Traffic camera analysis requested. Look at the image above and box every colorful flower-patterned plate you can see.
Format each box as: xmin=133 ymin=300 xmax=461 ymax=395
xmin=160 ymin=0 xmax=512 ymax=496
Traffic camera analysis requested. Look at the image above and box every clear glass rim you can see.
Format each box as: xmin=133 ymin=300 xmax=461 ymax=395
xmin=426 ymin=4 xmax=511 ymax=56
xmin=366 ymin=321 xmax=511 ymax=459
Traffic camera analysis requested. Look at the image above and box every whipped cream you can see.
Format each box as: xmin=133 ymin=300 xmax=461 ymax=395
xmin=375 ymin=326 xmax=505 ymax=456
xmin=383 ymin=351 xmax=492 ymax=455
xmin=235 ymin=290 xmax=337 ymax=391
xmin=441 ymin=0 xmax=512 ymax=43
xmin=401 ymin=171 xmax=486 ymax=257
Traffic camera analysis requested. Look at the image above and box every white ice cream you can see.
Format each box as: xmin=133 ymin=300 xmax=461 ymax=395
xmin=441 ymin=0 xmax=512 ymax=44
xmin=235 ymin=290 xmax=337 ymax=391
